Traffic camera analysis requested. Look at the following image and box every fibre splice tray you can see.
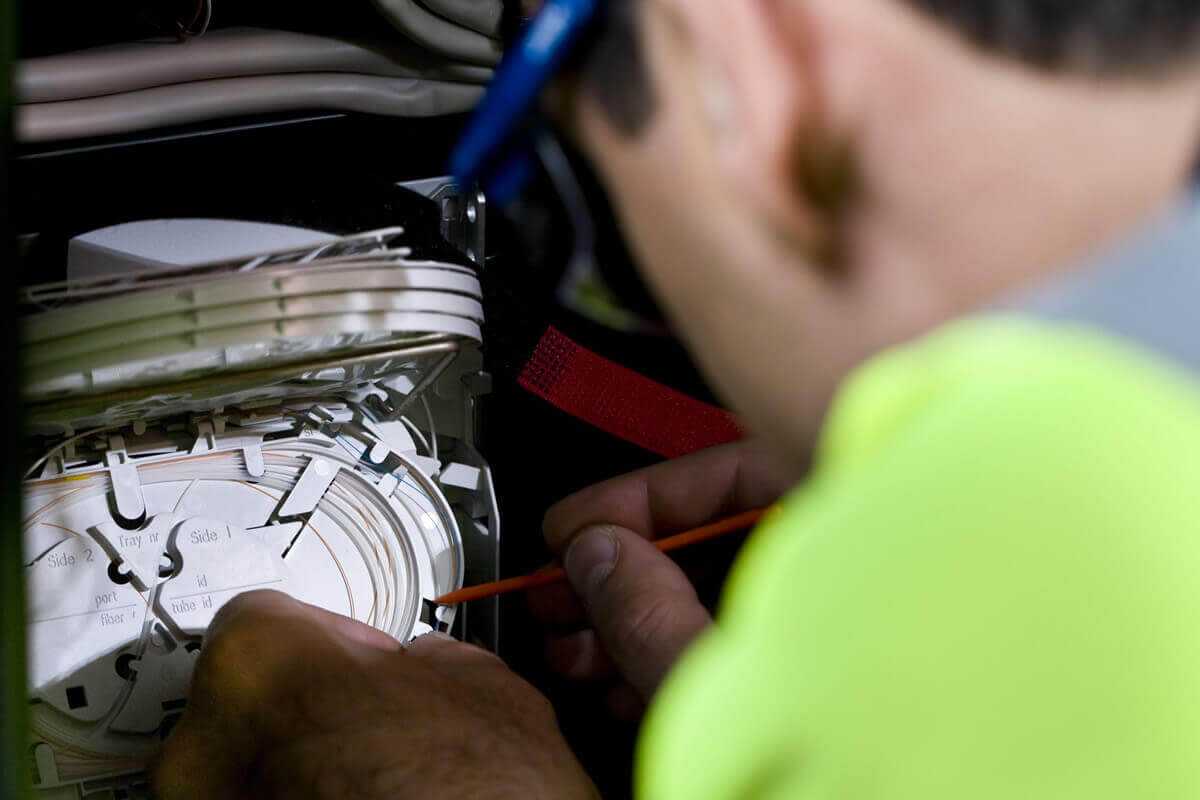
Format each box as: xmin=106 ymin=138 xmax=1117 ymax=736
xmin=20 ymin=190 xmax=499 ymax=799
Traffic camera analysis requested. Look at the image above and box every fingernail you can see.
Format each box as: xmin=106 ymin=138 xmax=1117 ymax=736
xmin=564 ymin=526 xmax=619 ymax=597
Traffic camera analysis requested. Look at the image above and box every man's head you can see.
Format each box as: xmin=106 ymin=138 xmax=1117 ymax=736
xmin=567 ymin=0 xmax=1200 ymax=470
xmin=908 ymin=0 xmax=1200 ymax=74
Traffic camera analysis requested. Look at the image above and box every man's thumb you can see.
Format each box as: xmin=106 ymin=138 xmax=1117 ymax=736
xmin=564 ymin=524 xmax=712 ymax=699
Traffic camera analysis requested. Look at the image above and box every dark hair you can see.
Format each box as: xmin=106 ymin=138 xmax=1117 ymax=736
xmin=907 ymin=0 xmax=1200 ymax=72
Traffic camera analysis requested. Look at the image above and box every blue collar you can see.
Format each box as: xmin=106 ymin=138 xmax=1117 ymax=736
xmin=1002 ymin=189 xmax=1200 ymax=377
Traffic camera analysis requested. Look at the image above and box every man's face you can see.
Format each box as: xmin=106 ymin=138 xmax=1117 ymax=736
xmin=559 ymin=0 xmax=892 ymax=457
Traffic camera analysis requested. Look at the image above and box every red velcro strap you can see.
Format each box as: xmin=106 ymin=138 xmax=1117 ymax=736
xmin=519 ymin=327 xmax=744 ymax=458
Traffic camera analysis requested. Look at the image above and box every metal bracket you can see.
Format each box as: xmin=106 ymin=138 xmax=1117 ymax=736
xmin=400 ymin=177 xmax=486 ymax=266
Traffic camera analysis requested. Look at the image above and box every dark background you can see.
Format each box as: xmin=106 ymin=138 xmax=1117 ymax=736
xmin=2 ymin=0 xmax=29 ymax=798
xmin=8 ymin=5 xmax=731 ymax=792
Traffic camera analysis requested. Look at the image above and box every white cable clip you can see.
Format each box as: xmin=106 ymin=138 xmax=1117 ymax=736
xmin=242 ymin=443 xmax=266 ymax=478
xmin=105 ymin=435 xmax=146 ymax=529
xmin=190 ymin=421 xmax=218 ymax=454
xmin=276 ymin=457 xmax=339 ymax=519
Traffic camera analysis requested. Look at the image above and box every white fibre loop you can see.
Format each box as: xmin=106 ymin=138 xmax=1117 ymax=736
xmin=23 ymin=423 xmax=461 ymax=770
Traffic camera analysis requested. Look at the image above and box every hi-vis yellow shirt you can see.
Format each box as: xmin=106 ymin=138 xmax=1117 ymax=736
xmin=637 ymin=195 xmax=1200 ymax=799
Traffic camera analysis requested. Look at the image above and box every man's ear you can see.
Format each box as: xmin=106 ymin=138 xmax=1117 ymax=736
xmin=664 ymin=0 xmax=846 ymax=262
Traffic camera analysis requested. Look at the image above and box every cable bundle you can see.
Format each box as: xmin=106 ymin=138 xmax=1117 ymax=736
xmin=17 ymin=23 xmax=497 ymax=141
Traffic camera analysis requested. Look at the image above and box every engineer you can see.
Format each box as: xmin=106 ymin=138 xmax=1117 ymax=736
xmin=153 ymin=0 xmax=1200 ymax=797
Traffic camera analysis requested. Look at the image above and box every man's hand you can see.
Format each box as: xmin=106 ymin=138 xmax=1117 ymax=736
xmin=153 ymin=590 xmax=597 ymax=800
xmin=530 ymin=440 xmax=792 ymax=712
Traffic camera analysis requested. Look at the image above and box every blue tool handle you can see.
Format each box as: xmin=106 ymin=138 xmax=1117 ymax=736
xmin=481 ymin=135 xmax=540 ymax=207
xmin=451 ymin=0 xmax=601 ymax=191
